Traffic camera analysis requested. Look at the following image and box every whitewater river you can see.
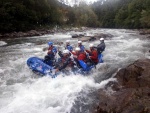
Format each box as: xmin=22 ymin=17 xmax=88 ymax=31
xmin=0 ymin=29 xmax=150 ymax=113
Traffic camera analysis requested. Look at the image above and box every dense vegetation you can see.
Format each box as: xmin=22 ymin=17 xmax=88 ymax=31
xmin=92 ymin=0 xmax=150 ymax=28
xmin=0 ymin=0 xmax=62 ymax=33
xmin=0 ymin=0 xmax=150 ymax=33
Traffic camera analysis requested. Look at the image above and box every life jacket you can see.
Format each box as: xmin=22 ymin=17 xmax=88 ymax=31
xmin=79 ymin=45 xmax=85 ymax=52
xmin=77 ymin=52 xmax=87 ymax=62
xmin=66 ymin=45 xmax=73 ymax=51
xmin=47 ymin=46 xmax=57 ymax=58
xmin=90 ymin=49 xmax=98 ymax=64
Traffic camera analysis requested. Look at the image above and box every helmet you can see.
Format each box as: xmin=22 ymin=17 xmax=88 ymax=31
xmin=89 ymin=44 xmax=94 ymax=47
xmin=48 ymin=41 xmax=53 ymax=46
xmin=63 ymin=49 xmax=70 ymax=54
xmin=66 ymin=40 xmax=70 ymax=43
xmin=78 ymin=41 xmax=82 ymax=43
xmin=75 ymin=47 xmax=80 ymax=51
xmin=100 ymin=38 xmax=104 ymax=41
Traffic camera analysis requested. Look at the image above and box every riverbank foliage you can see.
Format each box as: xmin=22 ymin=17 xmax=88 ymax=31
xmin=0 ymin=0 xmax=150 ymax=33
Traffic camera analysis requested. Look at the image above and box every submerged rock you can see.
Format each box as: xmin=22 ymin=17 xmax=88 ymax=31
xmin=94 ymin=59 xmax=150 ymax=113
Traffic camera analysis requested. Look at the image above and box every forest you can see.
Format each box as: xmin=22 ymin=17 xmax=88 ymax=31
xmin=0 ymin=0 xmax=150 ymax=33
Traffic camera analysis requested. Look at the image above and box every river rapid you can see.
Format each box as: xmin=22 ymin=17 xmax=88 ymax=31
xmin=0 ymin=29 xmax=150 ymax=113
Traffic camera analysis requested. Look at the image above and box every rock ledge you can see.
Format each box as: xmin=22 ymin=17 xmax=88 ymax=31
xmin=94 ymin=59 xmax=150 ymax=113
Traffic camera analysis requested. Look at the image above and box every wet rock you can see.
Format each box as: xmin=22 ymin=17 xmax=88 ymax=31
xmin=94 ymin=33 xmax=113 ymax=40
xmin=71 ymin=33 xmax=85 ymax=38
xmin=79 ymin=34 xmax=84 ymax=37
xmin=27 ymin=30 xmax=41 ymax=36
xmin=0 ymin=29 xmax=55 ymax=39
xmin=89 ymin=37 xmax=96 ymax=41
xmin=147 ymin=36 xmax=150 ymax=39
xmin=16 ymin=32 xmax=27 ymax=37
xmin=94 ymin=59 xmax=150 ymax=113
xmin=139 ymin=29 xmax=150 ymax=35
xmin=71 ymin=33 xmax=113 ymax=42
xmin=79 ymin=36 xmax=91 ymax=42
xmin=3 ymin=33 xmax=10 ymax=37
xmin=78 ymin=36 xmax=98 ymax=42
xmin=139 ymin=29 xmax=150 ymax=39
xmin=116 ymin=59 xmax=150 ymax=88
xmin=94 ymin=88 xmax=150 ymax=113
xmin=72 ymin=34 xmax=79 ymax=38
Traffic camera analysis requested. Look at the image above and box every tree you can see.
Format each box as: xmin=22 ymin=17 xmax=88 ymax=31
xmin=140 ymin=10 xmax=150 ymax=28
xmin=0 ymin=0 xmax=64 ymax=33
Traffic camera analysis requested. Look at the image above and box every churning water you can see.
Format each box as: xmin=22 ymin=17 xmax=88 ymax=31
xmin=0 ymin=29 xmax=149 ymax=113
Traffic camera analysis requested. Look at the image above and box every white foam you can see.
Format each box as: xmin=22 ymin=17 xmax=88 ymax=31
xmin=45 ymin=34 xmax=71 ymax=40
xmin=0 ymin=41 xmax=7 ymax=46
xmin=0 ymin=68 xmax=5 ymax=73
xmin=0 ymin=75 xmax=113 ymax=113
xmin=21 ymin=48 xmax=43 ymax=52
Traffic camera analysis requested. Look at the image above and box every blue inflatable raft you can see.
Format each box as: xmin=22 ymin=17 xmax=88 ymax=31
xmin=27 ymin=57 xmax=97 ymax=77
xmin=27 ymin=57 xmax=54 ymax=76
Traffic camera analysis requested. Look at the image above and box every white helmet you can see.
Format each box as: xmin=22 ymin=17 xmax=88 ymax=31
xmin=66 ymin=40 xmax=70 ymax=43
xmin=78 ymin=41 xmax=82 ymax=43
xmin=75 ymin=47 xmax=80 ymax=51
xmin=100 ymin=38 xmax=104 ymax=41
xmin=89 ymin=44 xmax=94 ymax=47
xmin=63 ymin=49 xmax=70 ymax=54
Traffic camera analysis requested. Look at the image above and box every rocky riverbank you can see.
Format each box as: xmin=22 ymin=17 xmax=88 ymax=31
xmin=94 ymin=59 xmax=150 ymax=113
xmin=0 ymin=27 xmax=89 ymax=39
xmin=0 ymin=28 xmax=150 ymax=39
xmin=0 ymin=27 xmax=114 ymax=43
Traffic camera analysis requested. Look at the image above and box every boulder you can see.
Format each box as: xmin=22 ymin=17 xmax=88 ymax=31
xmin=72 ymin=34 xmax=79 ymax=38
xmin=94 ymin=59 xmax=150 ymax=113
xmin=72 ymin=34 xmax=85 ymax=38
xmin=116 ymin=59 xmax=150 ymax=88
xmin=89 ymin=37 xmax=97 ymax=41
xmin=28 ymin=30 xmax=41 ymax=36
xmin=79 ymin=36 xmax=91 ymax=42
xmin=16 ymin=32 xmax=27 ymax=37
xmin=94 ymin=87 xmax=150 ymax=113
xmin=78 ymin=34 xmax=84 ymax=37
xmin=0 ymin=29 xmax=55 ymax=38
